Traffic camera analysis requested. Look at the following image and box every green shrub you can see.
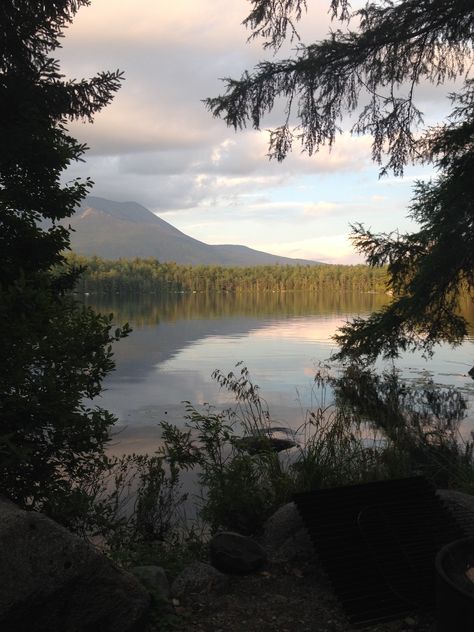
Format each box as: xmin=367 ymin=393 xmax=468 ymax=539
xmin=159 ymin=363 xmax=474 ymax=537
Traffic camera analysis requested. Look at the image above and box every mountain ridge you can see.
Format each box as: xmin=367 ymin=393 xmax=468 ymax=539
xmin=67 ymin=196 xmax=321 ymax=267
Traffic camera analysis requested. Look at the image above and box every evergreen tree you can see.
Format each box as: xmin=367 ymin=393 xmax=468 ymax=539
xmin=0 ymin=1 xmax=128 ymax=523
xmin=206 ymin=0 xmax=474 ymax=362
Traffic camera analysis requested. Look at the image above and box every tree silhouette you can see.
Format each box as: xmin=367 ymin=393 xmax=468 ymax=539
xmin=206 ymin=0 xmax=474 ymax=362
xmin=0 ymin=0 xmax=129 ymax=523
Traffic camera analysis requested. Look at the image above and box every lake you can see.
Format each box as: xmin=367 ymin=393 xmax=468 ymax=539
xmin=85 ymin=291 xmax=474 ymax=455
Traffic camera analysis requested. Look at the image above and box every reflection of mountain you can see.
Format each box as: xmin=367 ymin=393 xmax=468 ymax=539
xmin=91 ymin=294 xmax=474 ymax=445
xmin=90 ymin=292 xmax=388 ymax=383
xmin=68 ymin=196 xmax=319 ymax=266
xmin=106 ymin=315 xmax=267 ymax=383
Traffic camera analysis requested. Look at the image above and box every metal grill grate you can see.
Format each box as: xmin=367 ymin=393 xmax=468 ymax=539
xmin=294 ymin=477 xmax=470 ymax=627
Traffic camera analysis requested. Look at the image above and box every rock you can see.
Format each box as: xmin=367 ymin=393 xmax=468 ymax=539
xmin=262 ymin=502 xmax=314 ymax=563
xmin=171 ymin=561 xmax=229 ymax=598
xmin=209 ymin=531 xmax=267 ymax=574
xmin=272 ymin=528 xmax=315 ymax=563
xmin=0 ymin=498 xmax=150 ymax=632
xmin=437 ymin=489 xmax=474 ymax=530
xmin=234 ymin=436 xmax=297 ymax=454
xmin=131 ymin=565 xmax=170 ymax=600
xmin=263 ymin=502 xmax=304 ymax=549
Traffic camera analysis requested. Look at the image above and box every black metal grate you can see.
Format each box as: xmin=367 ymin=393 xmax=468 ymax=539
xmin=294 ymin=477 xmax=469 ymax=627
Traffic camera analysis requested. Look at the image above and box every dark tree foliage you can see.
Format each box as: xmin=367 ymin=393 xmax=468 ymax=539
xmin=206 ymin=0 xmax=474 ymax=362
xmin=334 ymin=87 xmax=474 ymax=361
xmin=0 ymin=1 xmax=128 ymax=523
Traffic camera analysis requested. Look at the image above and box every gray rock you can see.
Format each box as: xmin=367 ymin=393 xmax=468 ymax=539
xmin=263 ymin=502 xmax=304 ymax=549
xmin=262 ymin=502 xmax=314 ymax=562
xmin=0 ymin=498 xmax=150 ymax=632
xmin=437 ymin=489 xmax=474 ymax=529
xmin=271 ymin=528 xmax=315 ymax=563
xmin=209 ymin=531 xmax=266 ymax=574
xmin=131 ymin=565 xmax=170 ymax=600
xmin=171 ymin=561 xmax=229 ymax=598
xmin=234 ymin=436 xmax=297 ymax=454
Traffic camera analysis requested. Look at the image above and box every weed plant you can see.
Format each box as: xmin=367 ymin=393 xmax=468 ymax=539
xmin=332 ymin=364 xmax=474 ymax=491
xmin=66 ymin=452 xmax=205 ymax=579
xmin=80 ymin=363 xmax=474 ymax=572
xmin=160 ymin=363 xmax=474 ymax=536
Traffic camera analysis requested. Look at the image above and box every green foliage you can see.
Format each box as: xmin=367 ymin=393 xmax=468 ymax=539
xmin=290 ymin=408 xmax=383 ymax=492
xmin=67 ymin=253 xmax=389 ymax=294
xmin=334 ymin=85 xmax=474 ymax=361
xmin=0 ymin=1 xmax=126 ymax=521
xmin=329 ymin=364 xmax=474 ymax=490
xmin=161 ymin=365 xmax=294 ymax=535
xmin=206 ymin=0 xmax=472 ymax=175
xmin=160 ymin=364 xmax=474 ymax=536
xmin=0 ymin=286 xmax=131 ymax=521
xmin=67 ymin=451 xmax=200 ymax=579
xmin=205 ymin=0 xmax=474 ymax=360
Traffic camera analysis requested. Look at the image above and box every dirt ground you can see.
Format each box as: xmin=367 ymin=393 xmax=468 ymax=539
xmin=170 ymin=558 xmax=435 ymax=632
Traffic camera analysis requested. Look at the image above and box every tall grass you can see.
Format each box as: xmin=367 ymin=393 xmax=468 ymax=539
xmin=82 ymin=362 xmax=473 ymax=567
xmin=160 ymin=363 xmax=474 ymax=535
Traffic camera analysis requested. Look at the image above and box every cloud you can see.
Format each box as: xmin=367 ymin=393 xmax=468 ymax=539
xmin=256 ymin=234 xmax=365 ymax=264
xmin=303 ymin=202 xmax=342 ymax=216
xmin=58 ymin=0 xmax=447 ymax=262
xmin=61 ymin=0 xmax=374 ymax=169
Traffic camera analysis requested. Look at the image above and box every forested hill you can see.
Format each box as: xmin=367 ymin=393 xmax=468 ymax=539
xmin=67 ymin=254 xmax=389 ymax=294
xmin=67 ymin=196 xmax=320 ymax=266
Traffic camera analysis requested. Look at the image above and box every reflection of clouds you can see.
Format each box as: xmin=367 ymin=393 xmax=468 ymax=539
xmin=98 ymin=298 xmax=474 ymax=451
xmin=250 ymin=316 xmax=346 ymax=344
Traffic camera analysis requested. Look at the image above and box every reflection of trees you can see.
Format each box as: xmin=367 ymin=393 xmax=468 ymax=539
xmin=85 ymin=291 xmax=390 ymax=327
xmin=329 ymin=365 xmax=473 ymax=489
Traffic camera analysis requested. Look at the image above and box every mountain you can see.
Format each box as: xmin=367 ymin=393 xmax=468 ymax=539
xmin=66 ymin=196 xmax=320 ymax=266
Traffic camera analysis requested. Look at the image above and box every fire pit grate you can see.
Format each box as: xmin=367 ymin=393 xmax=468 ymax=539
xmin=294 ymin=477 xmax=468 ymax=627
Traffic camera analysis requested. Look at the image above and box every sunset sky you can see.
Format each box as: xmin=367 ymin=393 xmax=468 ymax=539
xmin=59 ymin=0 xmax=460 ymax=264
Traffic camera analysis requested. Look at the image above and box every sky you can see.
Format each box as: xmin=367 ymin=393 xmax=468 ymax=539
xmin=59 ymin=0 xmax=460 ymax=264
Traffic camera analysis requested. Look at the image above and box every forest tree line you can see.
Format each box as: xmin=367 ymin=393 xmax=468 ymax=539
xmin=66 ymin=254 xmax=390 ymax=294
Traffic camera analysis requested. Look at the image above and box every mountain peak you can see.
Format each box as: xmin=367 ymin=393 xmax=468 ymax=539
xmin=69 ymin=196 xmax=320 ymax=267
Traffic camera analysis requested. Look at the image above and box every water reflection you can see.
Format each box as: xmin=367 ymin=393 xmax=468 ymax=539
xmin=83 ymin=292 xmax=474 ymax=454
xmin=86 ymin=291 xmax=390 ymax=327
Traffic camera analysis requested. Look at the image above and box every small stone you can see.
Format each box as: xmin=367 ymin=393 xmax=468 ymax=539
xmin=466 ymin=566 xmax=474 ymax=582
xmin=130 ymin=565 xmax=169 ymax=600
xmin=404 ymin=616 xmax=417 ymax=627
xmin=174 ymin=606 xmax=187 ymax=615
xmin=171 ymin=561 xmax=229 ymax=598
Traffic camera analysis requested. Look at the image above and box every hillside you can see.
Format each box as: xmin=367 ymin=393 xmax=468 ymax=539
xmin=67 ymin=197 xmax=319 ymax=266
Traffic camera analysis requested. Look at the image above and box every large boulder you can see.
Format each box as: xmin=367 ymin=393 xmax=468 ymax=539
xmin=438 ymin=489 xmax=474 ymax=514
xmin=262 ymin=502 xmax=314 ymax=563
xmin=437 ymin=489 xmax=474 ymax=530
xmin=209 ymin=531 xmax=267 ymax=574
xmin=263 ymin=502 xmax=305 ymax=549
xmin=0 ymin=498 xmax=150 ymax=632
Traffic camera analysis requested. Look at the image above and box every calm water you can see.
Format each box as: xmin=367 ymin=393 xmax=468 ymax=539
xmin=85 ymin=292 xmax=474 ymax=454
